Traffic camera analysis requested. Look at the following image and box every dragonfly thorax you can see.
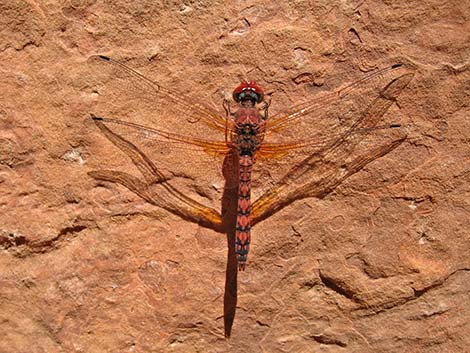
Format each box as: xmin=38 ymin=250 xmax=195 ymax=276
xmin=237 ymin=123 xmax=258 ymax=135
xmin=232 ymin=105 xmax=265 ymax=157
xmin=234 ymin=126 xmax=261 ymax=156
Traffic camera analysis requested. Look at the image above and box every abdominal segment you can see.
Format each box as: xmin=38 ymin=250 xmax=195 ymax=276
xmin=235 ymin=155 xmax=254 ymax=270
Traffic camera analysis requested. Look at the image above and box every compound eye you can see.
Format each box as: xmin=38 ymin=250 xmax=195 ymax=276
xmin=255 ymin=91 xmax=264 ymax=103
xmin=232 ymin=90 xmax=242 ymax=102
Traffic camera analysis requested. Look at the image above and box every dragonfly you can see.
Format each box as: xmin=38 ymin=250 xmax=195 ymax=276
xmin=87 ymin=55 xmax=414 ymax=271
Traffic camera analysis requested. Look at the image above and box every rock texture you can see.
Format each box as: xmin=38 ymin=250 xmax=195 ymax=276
xmin=1 ymin=1 xmax=469 ymax=352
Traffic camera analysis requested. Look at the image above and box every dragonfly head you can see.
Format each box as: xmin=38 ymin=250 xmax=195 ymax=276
xmin=233 ymin=81 xmax=264 ymax=104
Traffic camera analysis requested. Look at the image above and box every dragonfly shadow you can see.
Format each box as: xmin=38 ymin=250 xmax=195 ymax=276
xmin=220 ymin=151 xmax=242 ymax=337
xmin=88 ymin=116 xmax=406 ymax=338
xmin=89 ymin=118 xmax=241 ymax=337
xmin=87 ymin=68 xmax=414 ymax=338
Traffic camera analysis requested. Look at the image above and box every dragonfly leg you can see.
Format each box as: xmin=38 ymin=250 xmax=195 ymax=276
xmin=223 ymin=98 xmax=234 ymax=117
xmin=259 ymin=97 xmax=271 ymax=120
xmin=223 ymin=99 xmax=236 ymax=144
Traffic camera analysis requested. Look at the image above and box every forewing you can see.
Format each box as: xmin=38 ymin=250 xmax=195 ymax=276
xmin=86 ymin=55 xmax=232 ymax=138
xmin=265 ymin=64 xmax=413 ymax=142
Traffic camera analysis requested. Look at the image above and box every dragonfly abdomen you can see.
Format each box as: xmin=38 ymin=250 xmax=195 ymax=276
xmin=236 ymin=155 xmax=254 ymax=270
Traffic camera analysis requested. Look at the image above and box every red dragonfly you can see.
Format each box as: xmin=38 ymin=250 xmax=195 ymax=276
xmin=87 ymin=55 xmax=413 ymax=271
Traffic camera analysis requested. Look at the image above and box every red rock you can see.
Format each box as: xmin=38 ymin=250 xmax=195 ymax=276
xmin=0 ymin=1 xmax=468 ymax=352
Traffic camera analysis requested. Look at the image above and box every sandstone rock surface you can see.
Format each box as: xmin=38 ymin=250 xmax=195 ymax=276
xmin=1 ymin=1 xmax=469 ymax=352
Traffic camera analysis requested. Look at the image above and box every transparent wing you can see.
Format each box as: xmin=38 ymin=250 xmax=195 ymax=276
xmin=250 ymin=66 xmax=415 ymax=225
xmin=86 ymin=55 xmax=414 ymax=230
xmin=86 ymin=55 xmax=234 ymax=139
xmin=86 ymin=56 xmax=237 ymax=215
xmin=89 ymin=118 xmax=224 ymax=230
xmin=91 ymin=115 xmax=229 ymax=156
xmin=266 ymin=64 xmax=409 ymax=135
